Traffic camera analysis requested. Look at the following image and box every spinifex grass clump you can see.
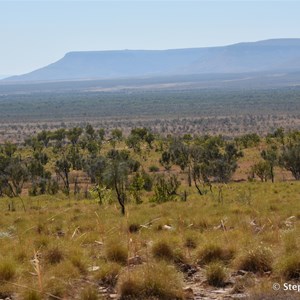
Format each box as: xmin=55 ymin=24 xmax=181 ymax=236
xmin=0 ymin=259 xmax=16 ymax=281
xmin=105 ymin=240 xmax=128 ymax=265
xmin=117 ymin=262 xmax=184 ymax=299
xmin=152 ymin=239 xmax=185 ymax=264
xmin=45 ymin=246 xmax=64 ymax=265
xmin=152 ymin=240 xmax=175 ymax=261
xmin=80 ymin=287 xmax=100 ymax=300
xmin=206 ymin=261 xmax=228 ymax=287
xmin=196 ymin=243 xmax=235 ymax=266
xmin=277 ymin=253 xmax=300 ymax=280
xmin=22 ymin=290 xmax=42 ymax=300
xmin=94 ymin=262 xmax=121 ymax=287
xmin=236 ymin=246 xmax=273 ymax=273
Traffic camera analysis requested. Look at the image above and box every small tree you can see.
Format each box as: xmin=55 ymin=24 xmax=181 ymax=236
xmin=251 ymin=161 xmax=272 ymax=182
xmin=152 ymin=174 xmax=180 ymax=203
xmin=110 ymin=129 xmax=123 ymax=148
xmin=159 ymin=151 xmax=172 ymax=171
xmin=261 ymin=146 xmax=278 ymax=183
xmin=55 ymin=158 xmax=71 ymax=195
xmin=104 ymin=160 xmax=128 ymax=215
xmin=129 ymin=173 xmax=145 ymax=204
xmin=280 ymin=142 xmax=300 ymax=180
xmin=67 ymin=127 xmax=83 ymax=146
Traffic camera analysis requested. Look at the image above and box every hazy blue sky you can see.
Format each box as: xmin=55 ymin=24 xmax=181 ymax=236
xmin=1 ymin=1 xmax=300 ymax=75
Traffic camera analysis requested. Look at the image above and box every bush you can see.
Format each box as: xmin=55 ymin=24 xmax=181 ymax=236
xmin=196 ymin=243 xmax=235 ymax=266
xmin=206 ymin=262 xmax=228 ymax=287
xmin=236 ymin=246 xmax=273 ymax=273
xmin=117 ymin=262 xmax=184 ymax=299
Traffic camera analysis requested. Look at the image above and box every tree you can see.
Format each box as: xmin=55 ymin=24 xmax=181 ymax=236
xmin=213 ymin=143 xmax=242 ymax=183
xmin=159 ymin=151 xmax=172 ymax=171
xmin=168 ymin=138 xmax=191 ymax=186
xmin=104 ymin=160 xmax=128 ymax=215
xmin=126 ymin=134 xmax=142 ymax=153
xmin=67 ymin=127 xmax=83 ymax=146
xmin=55 ymin=158 xmax=71 ymax=195
xmin=129 ymin=173 xmax=145 ymax=204
xmin=0 ymin=154 xmax=28 ymax=211
xmin=261 ymin=146 xmax=278 ymax=183
xmin=85 ymin=123 xmax=96 ymax=140
xmin=280 ymin=142 xmax=300 ymax=180
xmin=85 ymin=156 xmax=107 ymax=204
xmin=28 ymin=156 xmax=51 ymax=195
xmin=37 ymin=130 xmax=50 ymax=147
xmin=66 ymin=146 xmax=83 ymax=170
xmin=251 ymin=161 xmax=272 ymax=182
xmin=110 ymin=129 xmax=123 ymax=148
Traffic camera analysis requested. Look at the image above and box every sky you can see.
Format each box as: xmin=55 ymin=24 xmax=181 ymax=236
xmin=1 ymin=0 xmax=300 ymax=75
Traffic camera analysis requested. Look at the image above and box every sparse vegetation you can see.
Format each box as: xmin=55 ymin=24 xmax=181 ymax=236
xmin=0 ymin=125 xmax=300 ymax=299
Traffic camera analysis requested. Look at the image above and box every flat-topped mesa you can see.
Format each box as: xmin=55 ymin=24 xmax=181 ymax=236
xmin=5 ymin=38 xmax=300 ymax=82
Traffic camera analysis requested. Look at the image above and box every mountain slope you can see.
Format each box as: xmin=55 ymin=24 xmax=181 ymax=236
xmin=5 ymin=39 xmax=300 ymax=82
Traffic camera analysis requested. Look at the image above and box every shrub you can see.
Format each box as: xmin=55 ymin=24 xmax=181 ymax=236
xmin=196 ymin=243 xmax=235 ymax=266
xmin=105 ymin=240 xmax=128 ymax=265
xmin=278 ymin=254 xmax=300 ymax=280
xmin=206 ymin=262 xmax=228 ymax=287
xmin=236 ymin=246 xmax=273 ymax=273
xmin=0 ymin=260 xmax=16 ymax=281
xmin=117 ymin=262 xmax=184 ymax=299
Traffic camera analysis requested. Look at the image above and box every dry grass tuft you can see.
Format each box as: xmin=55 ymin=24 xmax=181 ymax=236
xmin=22 ymin=290 xmax=42 ymax=300
xmin=117 ymin=262 xmax=184 ymax=299
xmin=196 ymin=243 xmax=235 ymax=266
xmin=206 ymin=261 xmax=228 ymax=287
xmin=128 ymin=223 xmax=140 ymax=233
xmin=152 ymin=240 xmax=175 ymax=261
xmin=94 ymin=262 xmax=121 ymax=287
xmin=80 ymin=286 xmax=100 ymax=300
xmin=45 ymin=246 xmax=64 ymax=265
xmin=277 ymin=253 xmax=300 ymax=280
xmin=105 ymin=240 xmax=128 ymax=265
xmin=236 ymin=246 xmax=273 ymax=273
xmin=0 ymin=259 xmax=16 ymax=281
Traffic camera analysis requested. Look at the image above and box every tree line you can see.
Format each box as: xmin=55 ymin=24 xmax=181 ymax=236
xmin=1 ymin=125 xmax=300 ymax=214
